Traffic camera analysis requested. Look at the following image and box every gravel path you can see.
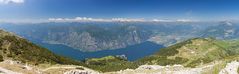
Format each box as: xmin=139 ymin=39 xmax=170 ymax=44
xmin=0 ymin=67 xmax=21 ymax=74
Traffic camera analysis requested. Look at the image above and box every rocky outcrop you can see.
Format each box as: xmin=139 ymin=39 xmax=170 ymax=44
xmin=105 ymin=65 xmax=203 ymax=74
xmin=105 ymin=62 xmax=221 ymax=74
xmin=219 ymin=61 xmax=239 ymax=74
xmin=64 ymin=70 xmax=99 ymax=74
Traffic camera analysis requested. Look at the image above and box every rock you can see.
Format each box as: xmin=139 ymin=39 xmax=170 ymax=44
xmin=219 ymin=61 xmax=239 ymax=74
xmin=64 ymin=70 xmax=99 ymax=74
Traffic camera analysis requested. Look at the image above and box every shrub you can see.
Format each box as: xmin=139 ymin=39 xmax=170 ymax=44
xmin=0 ymin=55 xmax=3 ymax=62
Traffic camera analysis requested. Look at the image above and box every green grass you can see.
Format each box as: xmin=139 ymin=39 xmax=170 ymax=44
xmin=86 ymin=56 xmax=138 ymax=72
xmin=154 ymin=39 xmax=193 ymax=56
xmin=0 ymin=31 xmax=86 ymax=66
xmin=137 ymin=38 xmax=239 ymax=68
xmin=0 ymin=55 xmax=3 ymax=62
xmin=238 ymin=67 xmax=239 ymax=74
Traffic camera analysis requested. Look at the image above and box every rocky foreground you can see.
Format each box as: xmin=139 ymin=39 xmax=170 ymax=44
xmin=219 ymin=61 xmax=239 ymax=74
xmin=106 ymin=61 xmax=239 ymax=74
xmin=0 ymin=60 xmax=98 ymax=74
xmin=0 ymin=60 xmax=238 ymax=74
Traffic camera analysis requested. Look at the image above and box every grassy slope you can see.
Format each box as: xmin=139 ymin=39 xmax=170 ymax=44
xmin=86 ymin=38 xmax=239 ymax=72
xmin=85 ymin=56 xmax=138 ymax=72
xmin=137 ymin=38 xmax=239 ymax=67
xmin=0 ymin=30 xmax=86 ymax=66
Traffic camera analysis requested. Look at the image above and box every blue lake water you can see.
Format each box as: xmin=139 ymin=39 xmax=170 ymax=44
xmin=34 ymin=41 xmax=164 ymax=61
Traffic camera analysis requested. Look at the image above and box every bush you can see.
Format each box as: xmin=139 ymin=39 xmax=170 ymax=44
xmin=86 ymin=56 xmax=138 ymax=72
xmin=0 ymin=55 xmax=3 ymax=62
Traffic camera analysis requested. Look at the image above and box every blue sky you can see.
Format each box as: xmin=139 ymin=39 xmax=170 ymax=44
xmin=0 ymin=0 xmax=239 ymax=22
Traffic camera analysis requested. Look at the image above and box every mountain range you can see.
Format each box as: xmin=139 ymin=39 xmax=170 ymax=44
xmin=0 ymin=21 xmax=221 ymax=52
xmin=0 ymin=28 xmax=238 ymax=73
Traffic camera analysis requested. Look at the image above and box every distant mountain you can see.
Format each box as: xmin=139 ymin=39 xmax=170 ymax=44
xmin=201 ymin=21 xmax=239 ymax=39
xmin=0 ymin=22 xmax=207 ymax=52
xmin=2 ymin=21 xmax=239 ymax=52
xmin=0 ymin=29 xmax=84 ymax=65
xmin=0 ymin=22 xmax=153 ymax=52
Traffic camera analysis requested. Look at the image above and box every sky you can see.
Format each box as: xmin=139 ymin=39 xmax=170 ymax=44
xmin=0 ymin=0 xmax=239 ymax=23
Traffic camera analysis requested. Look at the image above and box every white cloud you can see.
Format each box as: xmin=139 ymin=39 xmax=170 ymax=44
xmin=1 ymin=17 xmax=200 ymax=23
xmin=152 ymin=19 xmax=174 ymax=22
xmin=0 ymin=0 xmax=24 ymax=4
xmin=176 ymin=19 xmax=199 ymax=22
xmin=48 ymin=17 xmax=201 ymax=23
xmin=48 ymin=17 xmax=146 ymax=22
xmin=112 ymin=18 xmax=145 ymax=22
xmin=152 ymin=19 xmax=199 ymax=22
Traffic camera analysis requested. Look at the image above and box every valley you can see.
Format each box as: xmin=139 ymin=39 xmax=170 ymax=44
xmin=0 ymin=21 xmax=238 ymax=61
xmin=0 ymin=26 xmax=239 ymax=74
xmin=34 ymin=41 xmax=164 ymax=61
xmin=1 ymin=0 xmax=239 ymax=74
xmin=0 ymin=28 xmax=238 ymax=74
xmin=0 ymin=22 xmax=206 ymax=51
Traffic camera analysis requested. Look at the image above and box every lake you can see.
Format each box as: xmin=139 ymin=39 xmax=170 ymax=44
xmin=34 ymin=41 xmax=164 ymax=61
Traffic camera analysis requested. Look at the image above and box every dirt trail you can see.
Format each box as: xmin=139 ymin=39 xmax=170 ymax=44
xmin=0 ymin=67 xmax=21 ymax=74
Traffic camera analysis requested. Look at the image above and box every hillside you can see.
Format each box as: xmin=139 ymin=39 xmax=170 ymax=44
xmin=102 ymin=37 xmax=239 ymax=74
xmin=0 ymin=29 xmax=85 ymax=66
xmin=137 ymin=38 xmax=239 ymax=68
xmin=83 ymin=38 xmax=239 ymax=72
